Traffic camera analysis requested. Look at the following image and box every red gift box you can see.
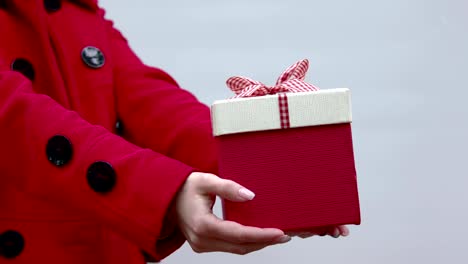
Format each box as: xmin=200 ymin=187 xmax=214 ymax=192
xmin=211 ymin=60 xmax=361 ymax=232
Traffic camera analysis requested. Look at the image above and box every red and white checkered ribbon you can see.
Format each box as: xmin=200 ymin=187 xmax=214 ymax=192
xmin=278 ymin=93 xmax=290 ymax=128
xmin=226 ymin=59 xmax=319 ymax=98
xmin=226 ymin=59 xmax=319 ymax=129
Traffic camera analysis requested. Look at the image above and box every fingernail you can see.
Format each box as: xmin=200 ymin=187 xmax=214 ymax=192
xmin=342 ymin=229 xmax=349 ymax=237
xmin=332 ymin=229 xmax=340 ymax=238
xmin=277 ymin=235 xmax=291 ymax=243
xmin=238 ymin=188 xmax=255 ymax=200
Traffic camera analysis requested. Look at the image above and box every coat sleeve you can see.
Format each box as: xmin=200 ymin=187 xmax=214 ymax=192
xmin=103 ymin=14 xmax=218 ymax=176
xmin=0 ymin=67 xmax=193 ymax=260
xmin=100 ymin=10 xmax=219 ymax=260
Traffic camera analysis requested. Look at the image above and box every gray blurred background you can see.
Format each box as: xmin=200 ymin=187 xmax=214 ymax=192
xmin=100 ymin=0 xmax=468 ymax=263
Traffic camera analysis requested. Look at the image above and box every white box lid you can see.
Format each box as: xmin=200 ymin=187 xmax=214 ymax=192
xmin=211 ymin=88 xmax=352 ymax=137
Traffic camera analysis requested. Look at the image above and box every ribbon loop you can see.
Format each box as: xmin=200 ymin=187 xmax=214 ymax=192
xmin=226 ymin=59 xmax=319 ymax=98
xmin=275 ymin=59 xmax=309 ymax=85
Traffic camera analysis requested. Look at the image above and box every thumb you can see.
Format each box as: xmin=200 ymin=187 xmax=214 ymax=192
xmin=199 ymin=174 xmax=255 ymax=202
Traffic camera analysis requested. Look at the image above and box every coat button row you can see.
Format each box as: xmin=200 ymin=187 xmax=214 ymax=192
xmin=0 ymin=1 xmax=60 ymax=11
xmin=0 ymin=230 xmax=24 ymax=259
xmin=10 ymin=46 xmax=105 ymax=80
xmin=45 ymin=135 xmax=116 ymax=193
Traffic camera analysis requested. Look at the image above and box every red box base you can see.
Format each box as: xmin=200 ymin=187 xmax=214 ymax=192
xmin=217 ymin=123 xmax=360 ymax=232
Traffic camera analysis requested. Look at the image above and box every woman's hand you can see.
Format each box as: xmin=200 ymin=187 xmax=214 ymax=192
xmin=286 ymin=225 xmax=349 ymax=239
xmin=174 ymin=172 xmax=291 ymax=255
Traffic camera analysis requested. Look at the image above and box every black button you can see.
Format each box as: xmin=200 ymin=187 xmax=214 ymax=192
xmin=115 ymin=120 xmax=124 ymax=135
xmin=81 ymin=46 xmax=105 ymax=69
xmin=11 ymin=59 xmax=35 ymax=81
xmin=87 ymin=161 xmax=116 ymax=193
xmin=0 ymin=230 xmax=24 ymax=259
xmin=46 ymin=135 xmax=73 ymax=166
xmin=44 ymin=0 xmax=61 ymax=12
xmin=141 ymin=251 xmax=156 ymax=262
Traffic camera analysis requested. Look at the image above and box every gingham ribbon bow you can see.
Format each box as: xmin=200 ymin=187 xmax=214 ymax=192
xmin=226 ymin=59 xmax=319 ymax=98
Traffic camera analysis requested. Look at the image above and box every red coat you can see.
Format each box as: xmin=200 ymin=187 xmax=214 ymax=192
xmin=0 ymin=0 xmax=218 ymax=263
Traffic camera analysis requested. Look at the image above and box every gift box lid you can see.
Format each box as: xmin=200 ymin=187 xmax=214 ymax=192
xmin=211 ymin=88 xmax=352 ymax=137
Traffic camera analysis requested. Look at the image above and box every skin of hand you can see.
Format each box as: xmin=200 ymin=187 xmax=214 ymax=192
xmin=174 ymin=172 xmax=349 ymax=255
xmin=286 ymin=225 xmax=349 ymax=239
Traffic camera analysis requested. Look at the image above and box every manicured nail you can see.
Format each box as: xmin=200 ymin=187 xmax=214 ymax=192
xmin=339 ymin=227 xmax=349 ymax=237
xmin=342 ymin=229 xmax=349 ymax=237
xmin=238 ymin=188 xmax=255 ymax=200
xmin=277 ymin=235 xmax=291 ymax=243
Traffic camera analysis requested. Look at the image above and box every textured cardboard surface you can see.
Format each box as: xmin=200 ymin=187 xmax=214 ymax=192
xmin=211 ymin=88 xmax=352 ymax=136
xmin=218 ymin=124 xmax=360 ymax=231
